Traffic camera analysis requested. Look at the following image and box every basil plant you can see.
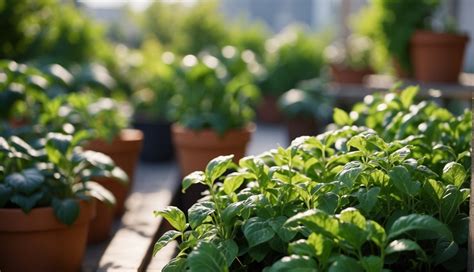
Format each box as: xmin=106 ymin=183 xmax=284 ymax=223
xmin=0 ymin=131 xmax=128 ymax=225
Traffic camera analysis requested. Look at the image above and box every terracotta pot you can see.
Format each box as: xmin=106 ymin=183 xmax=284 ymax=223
xmin=257 ymin=95 xmax=284 ymax=123
xmin=85 ymin=128 xmax=143 ymax=243
xmin=330 ymin=64 xmax=373 ymax=84
xmin=172 ymin=124 xmax=254 ymax=176
xmin=0 ymin=200 xmax=95 ymax=272
xmin=410 ymin=30 xmax=469 ymax=82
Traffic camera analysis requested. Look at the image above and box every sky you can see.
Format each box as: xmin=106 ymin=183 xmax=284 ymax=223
xmin=78 ymin=0 xmax=197 ymax=11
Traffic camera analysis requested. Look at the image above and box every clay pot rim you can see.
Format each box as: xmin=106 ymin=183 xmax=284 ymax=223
xmin=411 ymin=30 xmax=469 ymax=44
xmin=0 ymin=200 xmax=95 ymax=232
xmin=171 ymin=122 xmax=256 ymax=136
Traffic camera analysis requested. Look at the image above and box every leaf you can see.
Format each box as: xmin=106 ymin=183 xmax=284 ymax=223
xmin=388 ymin=165 xmax=420 ymax=197
xmin=334 ymin=108 xmax=352 ymax=126
xmin=5 ymin=168 xmax=44 ymax=194
xmin=216 ymin=239 xmax=238 ymax=266
xmin=205 ymin=155 xmax=234 ymax=183
xmin=80 ymin=181 xmax=116 ymax=206
xmin=153 ymin=230 xmax=181 ymax=256
xmin=269 ymin=216 xmax=297 ymax=242
xmin=182 ymin=171 xmax=205 ymax=193
xmin=188 ymin=201 xmax=214 ymax=229
xmin=267 ymin=255 xmax=318 ymax=272
xmin=442 ymin=162 xmax=466 ymax=188
xmin=52 ymin=198 xmax=80 ymax=225
xmin=387 ymin=214 xmax=452 ymax=240
xmin=422 ymin=179 xmax=445 ymax=202
xmin=0 ymin=184 xmax=12 ymax=207
xmin=337 ymin=161 xmax=363 ymax=187
xmin=385 ymin=239 xmax=424 ymax=255
xmin=328 ymin=255 xmax=363 ymax=272
xmin=316 ymin=192 xmax=339 ymax=214
xmin=286 ymin=209 xmax=339 ymax=238
xmin=308 ymin=233 xmax=333 ymax=265
xmin=289 ymin=239 xmax=317 ymax=257
xmin=223 ymin=172 xmax=246 ymax=195
xmin=339 ymin=208 xmax=367 ymax=229
xmin=187 ymin=241 xmax=228 ymax=272
xmin=10 ymin=136 xmax=40 ymax=157
xmin=400 ymin=86 xmax=418 ymax=109
xmin=440 ymin=185 xmax=464 ymax=224
xmin=433 ymin=237 xmax=458 ymax=265
xmin=243 ymin=217 xmax=275 ymax=247
xmin=162 ymin=257 xmax=187 ymax=272
xmin=46 ymin=132 xmax=73 ymax=163
xmin=154 ymin=206 xmax=187 ymax=232
xmin=356 ymin=187 xmax=380 ymax=214
xmin=10 ymin=191 xmax=44 ymax=213
xmin=360 ymin=256 xmax=383 ymax=272
xmin=221 ymin=200 xmax=246 ymax=223
xmin=366 ymin=220 xmax=387 ymax=247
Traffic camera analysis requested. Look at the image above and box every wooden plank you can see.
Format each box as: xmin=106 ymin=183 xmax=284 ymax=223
xmin=82 ymin=162 xmax=180 ymax=272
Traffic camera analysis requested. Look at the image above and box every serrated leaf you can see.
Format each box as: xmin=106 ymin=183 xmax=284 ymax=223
xmin=187 ymin=241 xmax=228 ymax=272
xmin=153 ymin=230 xmax=180 ymax=256
xmin=188 ymin=201 xmax=214 ymax=229
xmin=205 ymin=155 xmax=234 ymax=183
xmin=52 ymin=198 xmax=80 ymax=225
xmin=154 ymin=206 xmax=187 ymax=232
xmin=243 ymin=217 xmax=275 ymax=247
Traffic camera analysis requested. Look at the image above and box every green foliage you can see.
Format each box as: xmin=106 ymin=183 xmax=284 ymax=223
xmin=168 ymin=54 xmax=260 ymax=135
xmin=354 ymin=0 xmax=440 ymax=71
xmin=153 ymin=86 xmax=470 ymax=271
xmin=39 ymin=92 xmax=130 ymax=142
xmin=324 ymin=34 xmax=374 ymax=70
xmin=0 ymin=131 xmax=127 ymax=225
xmin=259 ymin=26 xmax=329 ymax=96
xmin=278 ymin=78 xmax=333 ymax=120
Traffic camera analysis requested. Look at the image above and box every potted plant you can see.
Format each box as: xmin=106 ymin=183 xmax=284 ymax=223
xmin=168 ymin=53 xmax=259 ymax=177
xmin=278 ymin=78 xmax=333 ymax=143
xmin=132 ymin=51 xmax=177 ymax=162
xmin=324 ymin=34 xmax=374 ymax=84
xmin=0 ymin=132 xmax=126 ymax=271
xmin=152 ymin=86 xmax=470 ymax=271
xmin=40 ymin=93 xmax=143 ymax=242
xmin=257 ymin=26 xmax=328 ymax=123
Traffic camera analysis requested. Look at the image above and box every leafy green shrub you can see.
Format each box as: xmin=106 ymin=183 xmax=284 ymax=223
xmin=278 ymin=78 xmax=332 ymax=120
xmin=39 ymin=93 xmax=130 ymax=142
xmin=153 ymin=87 xmax=470 ymax=271
xmin=168 ymin=53 xmax=260 ymax=135
xmin=324 ymin=34 xmax=374 ymax=70
xmin=0 ymin=131 xmax=127 ymax=225
xmin=354 ymin=0 xmax=440 ymax=71
xmin=259 ymin=26 xmax=329 ymax=97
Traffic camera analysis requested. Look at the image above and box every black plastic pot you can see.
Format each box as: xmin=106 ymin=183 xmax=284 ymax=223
xmin=133 ymin=119 xmax=174 ymax=162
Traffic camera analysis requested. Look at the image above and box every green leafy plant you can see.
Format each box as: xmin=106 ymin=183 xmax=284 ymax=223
xmin=153 ymin=86 xmax=470 ymax=271
xmin=39 ymin=93 xmax=130 ymax=142
xmin=355 ymin=0 xmax=440 ymax=71
xmin=324 ymin=34 xmax=374 ymax=70
xmin=258 ymin=26 xmax=329 ymax=97
xmin=168 ymin=53 xmax=260 ymax=135
xmin=0 ymin=131 xmax=127 ymax=225
xmin=278 ymin=78 xmax=333 ymax=120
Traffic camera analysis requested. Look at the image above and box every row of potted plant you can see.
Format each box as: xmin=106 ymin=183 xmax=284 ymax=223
xmin=0 ymin=60 xmax=144 ymax=270
xmin=153 ymin=86 xmax=471 ymax=271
